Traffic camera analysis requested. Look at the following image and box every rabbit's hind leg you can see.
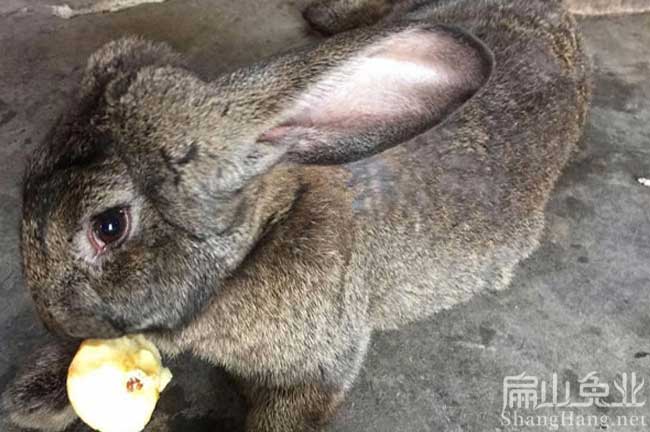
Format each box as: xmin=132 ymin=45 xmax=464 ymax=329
xmin=303 ymin=0 xmax=396 ymax=35
xmin=2 ymin=341 xmax=80 ymax=432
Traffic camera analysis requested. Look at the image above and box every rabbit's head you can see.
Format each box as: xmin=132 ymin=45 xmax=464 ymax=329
xmin=21 ymin=26 xmax=492 ymax=339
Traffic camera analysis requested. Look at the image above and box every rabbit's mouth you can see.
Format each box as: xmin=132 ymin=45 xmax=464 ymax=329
xmin=42 ymin=310 xmax=125 ymax=340
xmin=32 ymin=287 xmax=127 ymax=340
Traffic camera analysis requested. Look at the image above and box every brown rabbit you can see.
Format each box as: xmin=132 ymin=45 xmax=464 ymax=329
xmin=4 ymin=0 xmax=591 ymax=431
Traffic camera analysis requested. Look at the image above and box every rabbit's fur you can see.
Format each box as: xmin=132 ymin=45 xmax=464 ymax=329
xmin=5 ymin=0 xmax=591 ymax=430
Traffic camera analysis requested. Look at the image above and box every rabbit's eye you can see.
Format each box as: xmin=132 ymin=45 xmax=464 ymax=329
xmin=89 ymin=207 xmax=131 ymax=253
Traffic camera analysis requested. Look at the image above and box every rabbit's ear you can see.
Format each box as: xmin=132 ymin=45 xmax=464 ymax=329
xmin=80 ymin=37 xmax=183 ymax=104
xmin=259 ymin=26 xmax=493 ymax=165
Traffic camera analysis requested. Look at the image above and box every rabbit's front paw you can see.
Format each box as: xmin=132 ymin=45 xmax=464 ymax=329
xmin=243 ymin=382 xmax=345 ymax=432
xmin=303 ymin=0 xmax=343 ymax=35
xmin=303 ymin=0 xmax=394 ymax=35
xmin=2 ymin=341 xmax=80 ymax=432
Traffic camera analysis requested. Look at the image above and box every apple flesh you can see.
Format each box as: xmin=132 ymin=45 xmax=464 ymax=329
xmin=67 ymin=335 xmax=173 ymax=432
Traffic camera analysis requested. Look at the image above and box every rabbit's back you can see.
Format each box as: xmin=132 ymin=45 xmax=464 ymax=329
xmin=343 ymin=0 xmax=591 ymax=329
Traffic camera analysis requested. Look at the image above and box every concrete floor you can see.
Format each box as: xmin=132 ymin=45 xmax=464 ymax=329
xmin=1 ymin=1 xmax=650 ymax=431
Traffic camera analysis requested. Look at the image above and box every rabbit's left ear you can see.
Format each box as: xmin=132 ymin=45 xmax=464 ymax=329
xmin=259 ymin=26 xmax=493 ymax=165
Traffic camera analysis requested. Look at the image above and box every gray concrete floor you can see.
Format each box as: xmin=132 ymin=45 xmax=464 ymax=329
xmin=1 ymin=2 xmax=650 ymax=431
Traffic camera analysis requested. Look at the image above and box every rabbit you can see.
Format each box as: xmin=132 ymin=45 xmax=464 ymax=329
xmin=4 ymin=0 xmax=592 ymax=431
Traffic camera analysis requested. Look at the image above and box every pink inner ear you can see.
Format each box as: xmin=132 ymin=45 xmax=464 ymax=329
xmin=276 ymin=28 xmax=485 ymax=132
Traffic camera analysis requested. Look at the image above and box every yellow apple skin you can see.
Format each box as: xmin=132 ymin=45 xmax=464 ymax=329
xmin=67 ymin=335 xmax=172 ymax=432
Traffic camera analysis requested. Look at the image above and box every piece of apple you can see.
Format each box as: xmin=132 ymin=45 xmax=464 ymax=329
xmin=67 ymin=335 xmax=173 ymax=432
